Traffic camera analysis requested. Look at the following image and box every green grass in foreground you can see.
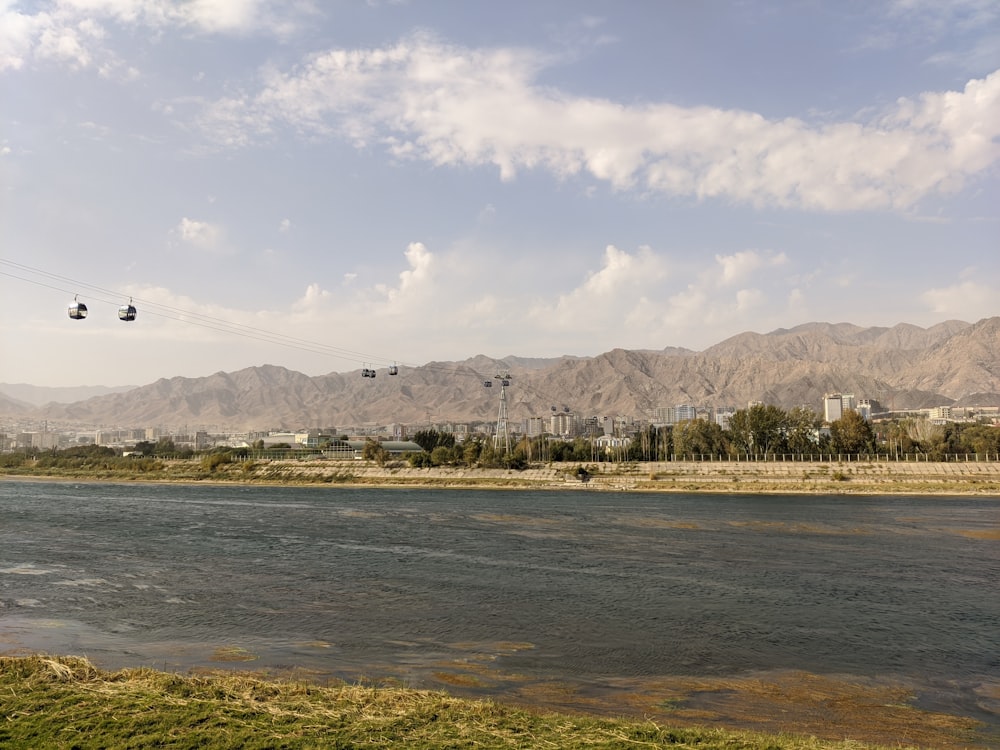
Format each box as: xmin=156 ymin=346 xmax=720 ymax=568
xmin=0 ymin=655 xmax=898 ymax=750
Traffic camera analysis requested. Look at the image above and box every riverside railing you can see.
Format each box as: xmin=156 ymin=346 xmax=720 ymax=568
xmin=666 ymin=452 xmax=1000 ymax=462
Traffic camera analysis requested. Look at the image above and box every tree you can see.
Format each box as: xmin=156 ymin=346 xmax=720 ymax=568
xmin=132 ymin=440 xmax=156 ymax=456
xmin=728 ymin=404 xmax=786 ymax=457
xmin=412 ymin=430 xmax=455 ymax=453
xmin=548 ymin=440 xmax=574 ymax=462
xmin=408 ymin=451 xmax=432 ymax=468
xmin=830 ymin=410 xmax=875 ymax=454
xmin=362 ymin=438 xmax=387 ymax=466
xmin=201 ymin=451 xmax=232 ymax=472
xmin=462 ymin=437 xmax=483 ymax=466
xmin=430 ymin=445 xmax=452 ymax=466
xmin=785 ymin=407 xmax=821 ymax=455
xmin=672 ymin=419 xmax=727 ymax=458
xmin=958 ymin=424 xmax=1000 ymax=455
xmin=571 ymin=438 xmax=593 ymax=462
xmin=154 ymin=437 xmax=177 ymax=455
xmin=905 ymin=418 xmax=945 ymax=456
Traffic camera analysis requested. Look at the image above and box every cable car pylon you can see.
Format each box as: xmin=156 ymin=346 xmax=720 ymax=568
xmin=491 ymin=371 xmax=511 ymax=457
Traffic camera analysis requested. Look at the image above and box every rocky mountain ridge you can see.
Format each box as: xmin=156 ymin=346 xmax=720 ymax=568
xmin=4 ymin=318 xmax=999 ymax=430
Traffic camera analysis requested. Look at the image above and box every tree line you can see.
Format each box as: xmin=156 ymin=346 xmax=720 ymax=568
xmin=400 ymin=406 xmax=1000 ymax=468
xmin=4 ymin=407 xmax=997 ymax=471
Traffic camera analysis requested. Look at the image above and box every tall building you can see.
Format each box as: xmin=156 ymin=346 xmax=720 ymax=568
xmin=674 ymin=404 xmax=698 ymax=422
xmin=549 ymin=412 xmax=579 ymax=437
xmin=823 ymin=393 xmax=858 ymax=422
xmin=714 ymin=406 xmax=736 ymax=430
xmin=857 ymin=399 xmax=873 ymax=422
xmin=653 ymin=405 xmax=697 ymax=425
xmin=823 ymin=394 xmax=844 ymax=422
xmin=524 ymin=417 xmax=546 ymax=437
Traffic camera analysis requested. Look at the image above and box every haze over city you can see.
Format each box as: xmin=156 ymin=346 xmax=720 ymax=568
xmin=1 ymin=0 xmax=998 ymax=388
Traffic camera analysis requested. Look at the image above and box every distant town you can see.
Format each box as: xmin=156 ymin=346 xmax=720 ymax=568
xmin=4 ymin=391 xmax=999 ymax=460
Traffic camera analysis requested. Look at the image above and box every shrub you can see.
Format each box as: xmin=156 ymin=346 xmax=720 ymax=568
xmin=201 ymin=452 xmax=232 ymax=472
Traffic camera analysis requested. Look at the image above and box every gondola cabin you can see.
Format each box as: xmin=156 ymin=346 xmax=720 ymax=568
xmin=118 ymin=299 xmax=137 ymax=321
xmin=68 ymin=297 xmax=88 ymax=320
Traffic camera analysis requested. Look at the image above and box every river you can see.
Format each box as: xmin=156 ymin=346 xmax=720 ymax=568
xmin=1 ymin=480 xmax=997 ymax=745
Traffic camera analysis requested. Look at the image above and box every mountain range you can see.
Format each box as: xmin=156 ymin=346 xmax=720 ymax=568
xmin=3 ymin=318 xmax=999 ymax=430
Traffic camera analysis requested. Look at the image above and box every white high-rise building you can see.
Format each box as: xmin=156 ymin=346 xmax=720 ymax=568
xmin=824 ymin=393 xmax=859 ymax=422
xmin=824 ymin=393 xmax=844 ymax=422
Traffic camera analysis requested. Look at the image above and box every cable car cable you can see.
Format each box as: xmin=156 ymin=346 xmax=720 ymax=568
xmin=1 ymin=257 xmax=575 ymax=406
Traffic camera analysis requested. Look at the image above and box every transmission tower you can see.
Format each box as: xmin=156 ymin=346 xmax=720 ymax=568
xmin=491 ymin=372 xmax=512 ymax=456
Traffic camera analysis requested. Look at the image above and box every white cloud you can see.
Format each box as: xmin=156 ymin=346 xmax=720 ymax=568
xmin=0 ymin=5 xmax=49 ymax=71
xmin=715 ymin=250 xmax=787 ymax=287
xmin=0 ymin=0 xmax=312 ymax=73
xmin=279 ymin=218 xmax=291 ymax=232
xmin=291 ymin=282 xmax=329 ymax=311
xmin=922 ymin=278 xmax=995 ymax=319
xmin=196 ymin=35 xmax=1000 ymax=213
xmin=373 ymin=241 xmax=435 ymax=305
xmin=734 ymin=288 xmax=765 ymax=312
xmin=36 ymin=22 xmax=91 ymax=68
xmin=175 ymin=217 xmax=222 ymax=250
xmin=56 ymin=0 xmax=301 ymax=33
xmin=529 ymin=244 xmax=669 ymax=331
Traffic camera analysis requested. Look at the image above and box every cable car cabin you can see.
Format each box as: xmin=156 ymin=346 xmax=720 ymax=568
xmin=118 ymin=301 xmax=137 ymax=321
xmin=362 ymin=368 xmax=376 ymax=378
xmin=388 ymin=364 xmax=399 ymax=376
xmin=68 ymin=299 xmax=88 ymax=320
xmin=483 ymin=380 xmax=492 ymax=387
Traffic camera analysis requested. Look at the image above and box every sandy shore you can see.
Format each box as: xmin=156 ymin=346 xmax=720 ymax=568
xmin=6 ymin=458 xmax=1000 ymax=495
xmin=207 ymin=457 xmax=1000 ymax=496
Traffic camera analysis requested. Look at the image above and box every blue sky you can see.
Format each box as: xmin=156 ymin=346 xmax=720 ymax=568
xmin=1 ymin=0 xmax=998 ymax=388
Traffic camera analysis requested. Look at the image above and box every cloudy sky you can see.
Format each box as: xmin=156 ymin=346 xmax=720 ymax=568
xmin=1 ymin=0 xmax=998 ymax=388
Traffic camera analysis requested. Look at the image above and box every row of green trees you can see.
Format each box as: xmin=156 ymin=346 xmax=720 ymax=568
xmin=400 ymin=406 xmax=1000 ymax=467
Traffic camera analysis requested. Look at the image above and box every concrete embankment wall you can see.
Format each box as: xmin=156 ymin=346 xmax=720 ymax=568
xmin=259 ymin=459 xmax=1000 ymax=494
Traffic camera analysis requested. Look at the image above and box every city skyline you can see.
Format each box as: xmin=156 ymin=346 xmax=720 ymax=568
xmin=2 ymin=1 xmax=998 ymax=388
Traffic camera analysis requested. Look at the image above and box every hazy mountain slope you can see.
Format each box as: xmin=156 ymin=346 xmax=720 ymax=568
xmin=0 ymin=383 xmax=138 ymax=407
xmin=0 ymin=392 xmax=31 ymax=415
xmin=21 ymin=318 xmax=1000 ymax=429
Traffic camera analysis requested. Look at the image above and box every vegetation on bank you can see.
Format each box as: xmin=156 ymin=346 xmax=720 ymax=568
xmin=3 ymin=446 xmax=1000 ymax=495
xmin=0 ymin=655 xmax=931 ymax=749
xmin=372 ymin=413 xmax=1000 ymax=468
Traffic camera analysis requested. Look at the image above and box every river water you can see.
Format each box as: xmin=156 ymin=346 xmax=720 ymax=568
xmin=1 ymin=480 xmax=997 ymax=742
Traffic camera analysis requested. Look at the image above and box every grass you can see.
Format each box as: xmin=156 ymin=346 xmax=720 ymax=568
xmin=0 ymin=655 xmax=946 ymax=749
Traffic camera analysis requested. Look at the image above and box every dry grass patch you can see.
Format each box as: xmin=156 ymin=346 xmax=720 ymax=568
xmin=1 ymin=654 xmax=945 ymax=750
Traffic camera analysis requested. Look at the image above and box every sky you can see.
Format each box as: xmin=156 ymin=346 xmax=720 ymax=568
xmin=1 ymin=0 xmax=998 ymax=388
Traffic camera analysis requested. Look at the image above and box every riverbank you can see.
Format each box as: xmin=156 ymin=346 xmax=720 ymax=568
xmin=4 ymin=457 xmax=1000 ymax=495
xmin=0 ymin=655 xmax=987 ymax=749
